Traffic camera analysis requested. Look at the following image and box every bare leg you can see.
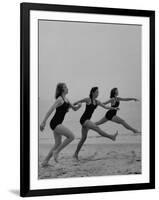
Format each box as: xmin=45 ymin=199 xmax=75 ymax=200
xmin=53 ymin=125 xmax=75 ymax=162
xmin=112 ymin=116 xmax=141 ymax=134
xmin=73 ymin=126 xmax=88 ymax=160
xmin=95 ymin=116 xmax=108 ymax=126
xmin=85 ymin=120 xmax=118 ymax=141
xmin=41 ymin=132 xmax=61 ymax=167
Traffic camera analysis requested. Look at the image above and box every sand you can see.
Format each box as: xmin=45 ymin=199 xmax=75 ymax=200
xmin=38 ymin=141 xmax=141 ymax=179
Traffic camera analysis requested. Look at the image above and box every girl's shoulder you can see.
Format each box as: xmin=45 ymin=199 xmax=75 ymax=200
xmin=110 ymin=97 xmax=115 ymax=102
xmin=116 ymin=97 xmax=120 ymax=101
xmin=56 ymin=96 xmax=64 ymax=105
xmin=95 ymin=99 xmax=100 ymax=104
xmin=65 ymin=98 xmax=70 ymax=104
xmin=111 ymin=97 xmax=117 ymax=105
xmin=111 ymin=97 xmax=119 ymax=101
xmin=85 ymin=97 xmax=91 ymax=104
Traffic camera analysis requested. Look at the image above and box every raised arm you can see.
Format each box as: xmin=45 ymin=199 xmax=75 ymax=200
xmin=117 ymin=97 xmax=139 ymax=102
xmin=97 ymin=100 xmax=119 ymax=110
xmin=40 ymin=98 xmax=62 ymax=131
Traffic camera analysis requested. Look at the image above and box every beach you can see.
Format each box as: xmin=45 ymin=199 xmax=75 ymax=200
xmin=38 ymin=99 xmax=141 ymax=179
xmin=38 ymin=137 xmax=141 ymax=179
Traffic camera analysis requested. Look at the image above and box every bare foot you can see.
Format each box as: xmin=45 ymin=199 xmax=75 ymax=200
xmin=53 ymin=151 xmax=59 ymax=163
xmin=73 ymin=154 xmax=79 ymax=161
xmin=133 ymin=130 xmax=141 ymax=135
xmin=112 ymin=131 xmax=118 ymax=141
xmin=41 ymin=160 xmax=49 ymax=168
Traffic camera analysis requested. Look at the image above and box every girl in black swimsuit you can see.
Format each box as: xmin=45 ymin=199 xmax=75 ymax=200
xmin=40 ymin=83 xmax=81 ymax=166
xmin=73 ymin=87 xmax=118 ymax=160
xmin=96 ymin=88 xmax=141 ymax=134
xmin=105 ymin=97 xmax=120 ymax=120
xmin=49 ymin=96 xmax=69 ymax=131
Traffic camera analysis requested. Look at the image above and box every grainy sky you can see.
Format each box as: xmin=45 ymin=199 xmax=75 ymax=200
xmin=39 ymin=20 xmax=141 ymax=103
xmin=38 ymin=20 xmax=142 ymax=139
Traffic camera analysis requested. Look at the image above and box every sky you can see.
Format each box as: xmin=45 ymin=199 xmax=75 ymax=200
xmin=38 ymin=20 xmax=141 ymax=137
xmin=39 ymin=20 xmax=141 ymax=103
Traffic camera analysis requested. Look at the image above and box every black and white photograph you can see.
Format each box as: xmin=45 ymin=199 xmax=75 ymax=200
xmin=38 ymin=19 xmax=142 ymax=179
xmin=20 ymin=3 xmax=155 ymax=197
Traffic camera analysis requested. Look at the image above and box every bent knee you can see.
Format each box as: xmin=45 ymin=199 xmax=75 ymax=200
xmin=69 ymin=134 xmax=75 ymax=141
xmin=56 ymin=141 xmax=62 ymax=147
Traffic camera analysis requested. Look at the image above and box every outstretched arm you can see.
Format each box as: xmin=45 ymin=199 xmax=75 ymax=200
xmin=97 ymin=100 xmax=119 ymax=110
xmin=103 ymin=98 xmax=114 ymax=105
xmin=68 ymin=100 xmax=82 ymax=111
xmin=117 ymin=97 xmax=139 ymax=102
xmin=73 ymin=98 xmax=89 ymax=105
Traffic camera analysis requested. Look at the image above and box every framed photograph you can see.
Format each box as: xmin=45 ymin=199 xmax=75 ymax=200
xmin=20 ymin=2 xmax=155 ymax=197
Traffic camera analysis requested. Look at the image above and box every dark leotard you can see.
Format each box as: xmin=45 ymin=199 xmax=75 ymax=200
xmin=80 ymin=99 xmax=98 ymax=125
xmin=105 ymin=98 xmax=120 ymax=120
xmin=50 ymin=97 xmax=70 ymax=130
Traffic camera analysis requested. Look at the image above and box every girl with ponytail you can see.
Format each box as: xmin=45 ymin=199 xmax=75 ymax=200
xmin=73 ymin=87 xmax=119 ymax=160
xmin=40 ymin=83 xmax=81 ymax=166
xmin=95 ymin=87 xmax=141 ymax=134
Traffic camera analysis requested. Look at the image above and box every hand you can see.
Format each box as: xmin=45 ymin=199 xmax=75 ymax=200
xmin=111 ymin=107 xmax=119 ymax=110
xmin=78 ymin=103 xmax=82 ymax=108
xmin=40 ymin=121 xmax=46 ymax=131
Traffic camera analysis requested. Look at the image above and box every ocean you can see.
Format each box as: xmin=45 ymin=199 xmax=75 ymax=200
xmin=39 ymin=99 xmax=141 ymax=144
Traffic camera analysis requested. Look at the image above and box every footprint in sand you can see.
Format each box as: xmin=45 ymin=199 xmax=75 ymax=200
xmin=107 ymin=151 xmax=118 ymax=155
xmin=106 ymin=151 xmax=118 ymax=159
xmin=55 ymin=168 xmax=67 ymax=177
xmin=127 ymin=151 xmax=137 ymax=164
xmin=136 ymin=158 xmax=141 ymax=162
xmin=72 ymin=162 xmax=79 ymax=166
xmin=76 ymin=152 xmax=98 ymax=163
xmin=41 ymin=163 xmax=54 ymax=168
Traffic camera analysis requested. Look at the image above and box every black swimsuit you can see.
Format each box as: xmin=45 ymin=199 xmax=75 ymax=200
xmin=80 ymin=100 xmax=98 ymax=125
xmin=105 ymin=99 xmax=120 ymax=120
xmin=50 ymin=97 xmax=70 ymax=130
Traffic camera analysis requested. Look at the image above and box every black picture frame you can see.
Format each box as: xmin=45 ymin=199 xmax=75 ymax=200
xmin=20 ymin=2 xmax=155 ymax=197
